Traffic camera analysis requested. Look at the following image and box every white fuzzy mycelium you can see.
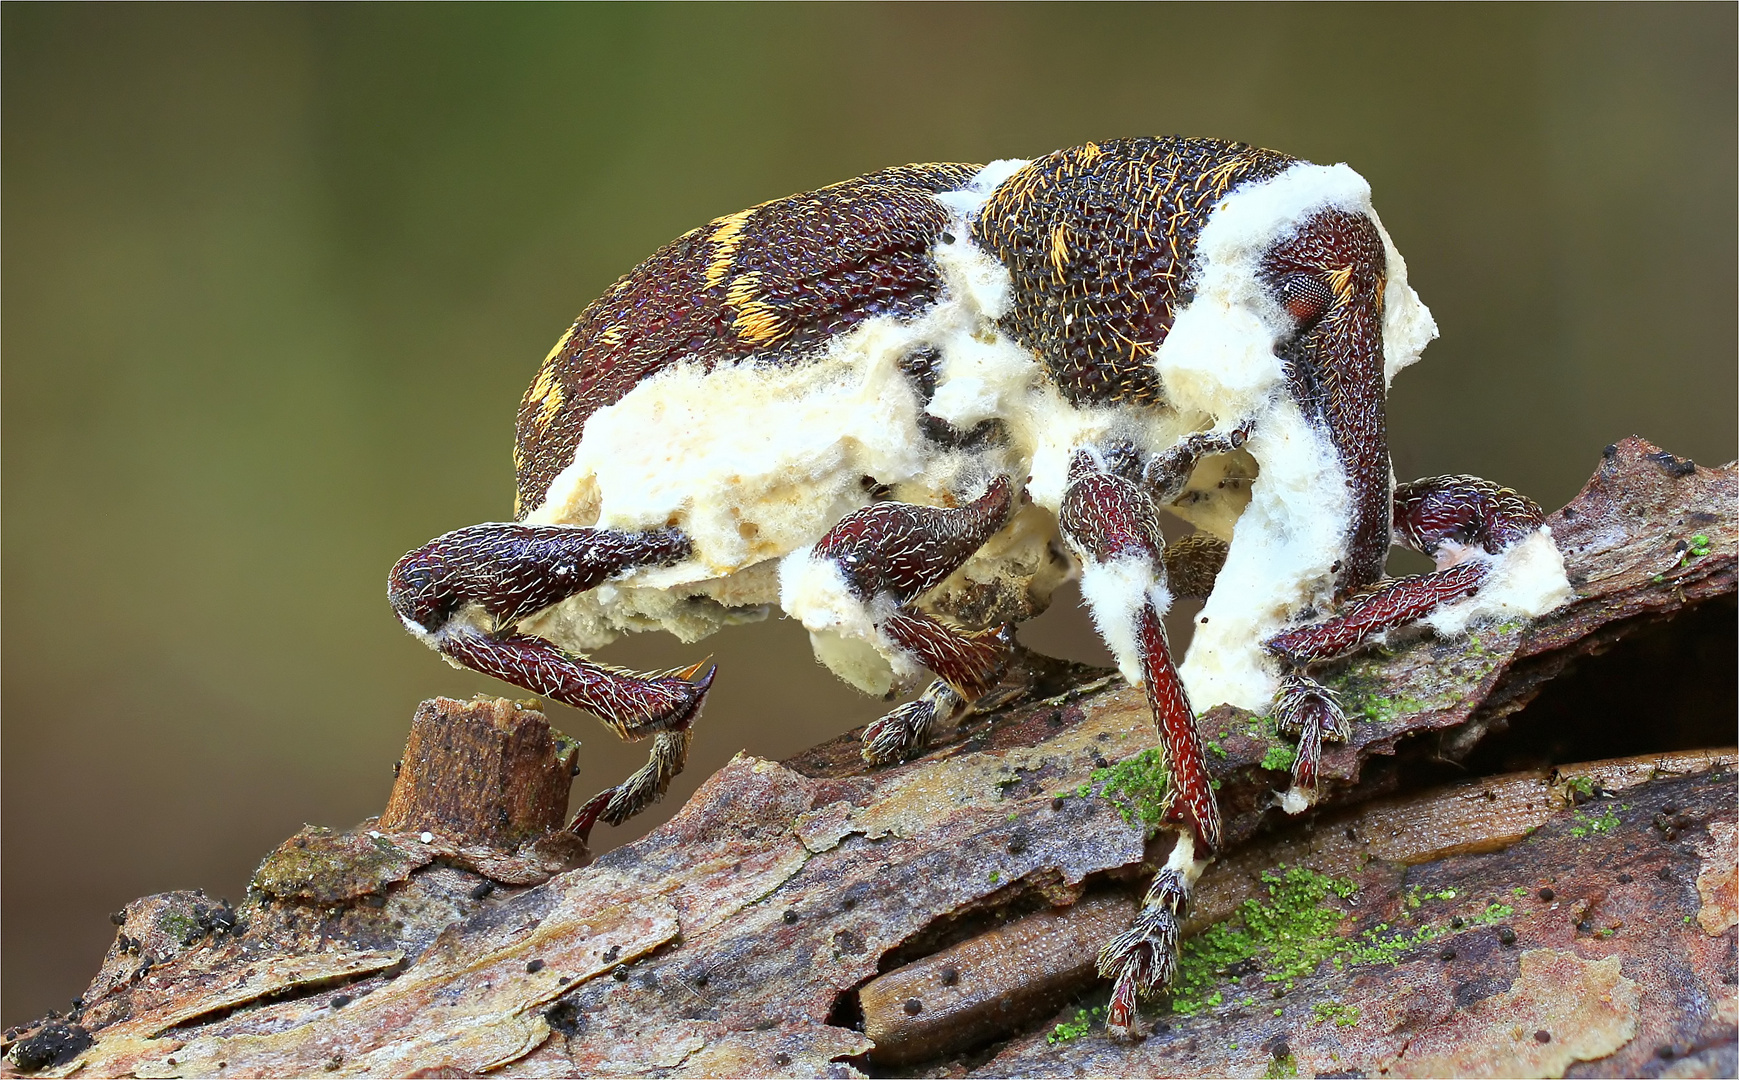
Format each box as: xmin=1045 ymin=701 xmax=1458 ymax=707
xmin=516 ymin=155 xmax=1569 ymax=710
xmin=1159 ymin=162 xmax=1440 ymax=711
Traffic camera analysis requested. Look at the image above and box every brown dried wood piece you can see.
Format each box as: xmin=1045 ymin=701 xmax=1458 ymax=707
xmin=381 ymin=696 xmax=580 ymax=847
xmin=3 ymin=437 xmax=1732 ymax=1079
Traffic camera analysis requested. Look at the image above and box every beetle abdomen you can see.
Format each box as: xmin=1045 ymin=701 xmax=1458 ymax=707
xmin=514 ymin=162 xmax=981 ymax=517
xmin=974 ymin=137 xmax=1294 ymax=407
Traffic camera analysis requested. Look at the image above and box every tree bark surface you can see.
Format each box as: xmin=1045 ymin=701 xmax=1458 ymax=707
xmin=4 ymin=437 xmax=1733 ymax=1079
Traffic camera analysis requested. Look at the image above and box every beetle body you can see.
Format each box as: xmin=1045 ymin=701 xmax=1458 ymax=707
xmin=390 ymin=137 xmax=1570 ymax=1032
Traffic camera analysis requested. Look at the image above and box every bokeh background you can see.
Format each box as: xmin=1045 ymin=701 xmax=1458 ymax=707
xmin=5 ymin=4 xmax=1734 ymax=1026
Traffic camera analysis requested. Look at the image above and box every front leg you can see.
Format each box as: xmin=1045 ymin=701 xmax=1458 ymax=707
xmin=1059 ymin=453 xmax=1218 ymax=1035
xmin=1263 ymin=475 xmax=1556 ymax=802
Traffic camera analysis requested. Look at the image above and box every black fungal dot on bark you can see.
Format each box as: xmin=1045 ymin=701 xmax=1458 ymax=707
xmin=526 ymin=959 xmax=545 ymax=974
xmin=940 ymin=967 xmax=959 ymax=986
xmin=903 ymin=998 xmax=923 ymax=1016
xmin=329 ymin=995 xmax=352 ymax=1009
xmin=1534 ymin=1030 xmax=1551 ymax=1043
xmin=774 ymin=1052 xmax=793 ymax=1066
xmin=783 ymin=909 xmax=799 ymax=924
xmin=1537 ymin=887 xmax=1554 ymax=901
xmin=1438 ymin=948 xmax=1456 ymax=961
xmin=1497 ymin=927 xmax=1517 ymax=946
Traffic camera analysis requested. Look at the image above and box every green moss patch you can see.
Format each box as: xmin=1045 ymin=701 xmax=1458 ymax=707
xmin=1070 ymin=747 xmax=1172 ymax=834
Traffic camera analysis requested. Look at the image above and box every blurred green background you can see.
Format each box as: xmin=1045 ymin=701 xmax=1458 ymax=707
xmin=4 ymin=4 xmax=1733 ymax=1026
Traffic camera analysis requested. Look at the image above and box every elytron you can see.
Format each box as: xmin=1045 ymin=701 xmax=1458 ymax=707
xmin=390 ymin=137 xmax=1569 ymax=1028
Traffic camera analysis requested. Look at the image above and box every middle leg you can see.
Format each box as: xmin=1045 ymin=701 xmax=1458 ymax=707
xmin=787 ymin=476 xmax=1021 ymax=765
xmin=1058 ymin=451 xmax=1220 ymax=1035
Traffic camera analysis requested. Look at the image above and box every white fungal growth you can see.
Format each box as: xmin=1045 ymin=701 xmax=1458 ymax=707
xmin=1076 ymin=555 xmax=1172 ymax=687
xmin=1424 ymin=528 xmax=1574 ymax=636
xmin=515 ymin=154 xmax=1566 ymax=712
xmin=1160 ymin=162 xmax=1440 ymax=712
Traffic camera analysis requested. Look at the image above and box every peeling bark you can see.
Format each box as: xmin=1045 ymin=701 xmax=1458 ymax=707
xmin=4 ymin=437 xmax=1733 ymax=1080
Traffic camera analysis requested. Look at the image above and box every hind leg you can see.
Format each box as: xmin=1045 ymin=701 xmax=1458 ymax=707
xmin=389 ymin=522 xmax=715 ymax=837
xmin=785 ymin=477 xmax=1020 ymax=765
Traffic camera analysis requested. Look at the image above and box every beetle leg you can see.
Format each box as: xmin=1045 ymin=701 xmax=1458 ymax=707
xmin=797 ymin=476 xmax=1021 ymax=764
xmin=1139 ymin=423 xmax=1251 ymax=503
xmin=1262 ymin=476 xmax=1549 ymax=804
xmin=1059 ymin=452 xmax=1219 ymax=1035
xmin=1162 ymin=533 xmax=1229 ymax=600
xmin=567 ymin=727 xmax=694 ymax=839
xmin=861 ymin=680 xmax=965 ymax=765
xmin=389 ymin=523 xmax=714 ymax=836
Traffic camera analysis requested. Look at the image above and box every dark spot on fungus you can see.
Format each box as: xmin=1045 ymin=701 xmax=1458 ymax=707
xmin=941 ymin=232 xmax=956 ymax=245
xmin=774 ymin=1052 xmax=793 ymax=1066
xmin=602 ymin=945 xmax=621 ymax=962
xmin=783 ymin=909 xmax=799 ymax=924
xmin=1537 ymin=887 xmax=1555 ymax=902
xmin=468 ymin=882 xmax=495 ymax=901
xmin=329 ymin=994 xmax=352 ymax=1010
xmin=611 ymin=968 xmax=629 ymax=982
xmin=1658 ymin=866 xmax=1674 ymax=881
xmin=1051 ymin=797 xmax=1066 ymax=812
xmin=1006 ymin=830 xmax=1029 ymax=855
xmin=1534 ymin=1030 xmax=1551 ymax=1044
xmin=1497 ymin=927 xmax=1517 ymax=946
xmin=1439 ymin=947 xmax=1456 ymax=961
xmin=1449 ymin=916 xmax=1464 ymax=930
xmin=526 ymin=959 xmax=545 ymax=974
xmin=109 ymin=911 xmax=126 ymax=926
xmin=1272 ymin=1041 xmax=1291 ymax=1060
xmin=903 ymin=998 xmax=923 ymax=1016
xmin=1617 ymin=873 xmax=1633 ymax=884
xmin=940 ymin=967 xmax=959 ymax=986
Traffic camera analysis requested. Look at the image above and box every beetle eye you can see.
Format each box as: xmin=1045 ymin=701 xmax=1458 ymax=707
xmin=1276 ymin=274 xmax=1334 ymax=327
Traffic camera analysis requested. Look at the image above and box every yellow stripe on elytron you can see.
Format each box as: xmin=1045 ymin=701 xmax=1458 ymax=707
xmin=527 ymin=363 xmax=560 ymax=407
xmin=726 ymin=271 xmax=788 ymax=345
xmin=535 ymin=380 xmax=566 ymax=430
xmin=705 ymin=209 xmax=757 ymax=289
xmin=540 ymin=323 xmax=578 ymax=367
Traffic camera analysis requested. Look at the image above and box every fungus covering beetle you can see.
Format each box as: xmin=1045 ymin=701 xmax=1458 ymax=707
xmin=389 ymin=137 xmax=1570 ymax=1031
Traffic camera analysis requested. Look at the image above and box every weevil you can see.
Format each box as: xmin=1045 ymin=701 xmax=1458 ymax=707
xmin=389 ymin=137 xmax=1571 ymax=1032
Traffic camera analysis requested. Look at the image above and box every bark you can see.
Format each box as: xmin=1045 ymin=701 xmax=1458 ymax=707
xmin=4 ymin=436 xmax=1734 ymax=1080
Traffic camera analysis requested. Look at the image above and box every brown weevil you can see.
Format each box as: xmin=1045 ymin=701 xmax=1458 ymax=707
xmin=389 ymin=137 xmax=1570 ymax=1032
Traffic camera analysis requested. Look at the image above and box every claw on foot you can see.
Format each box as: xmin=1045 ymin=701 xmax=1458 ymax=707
xmin=1272 ymin=672 xmax=1348 ymax=810
xmin=1099 ymin=858 xmax=1195 ymax=1038
xmin=861 ymin=681 xmax=964 ymax=765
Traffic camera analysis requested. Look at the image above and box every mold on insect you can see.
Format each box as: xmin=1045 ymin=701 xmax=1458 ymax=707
xmin=388 ymin=137 xmax=1572 ymax=1033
